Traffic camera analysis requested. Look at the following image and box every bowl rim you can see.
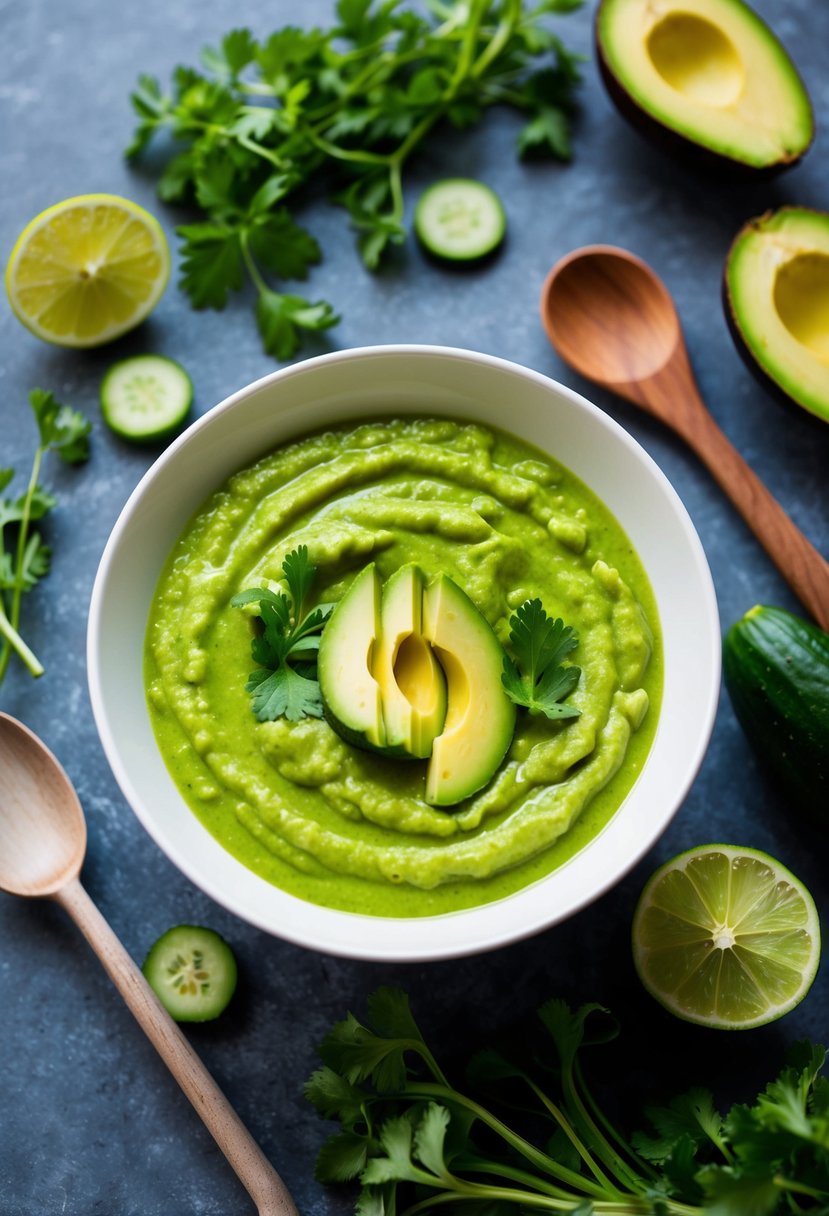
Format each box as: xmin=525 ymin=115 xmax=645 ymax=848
xmin=87 ymin=343 xmax=721 ymax=960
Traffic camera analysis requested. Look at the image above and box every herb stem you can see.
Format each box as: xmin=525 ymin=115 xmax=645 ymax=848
xmin=239 ymin=230 xmax=270 ymax=296
xmin=0 ymin=602 xmax=43 ymax=680
xmin=406 ymin=1082 xmax=610 ymax=1198
xmin=526 ymin=1076 xmax=625 ymax=1193
xmin=0 ymin=444 xmax=47 ymax=681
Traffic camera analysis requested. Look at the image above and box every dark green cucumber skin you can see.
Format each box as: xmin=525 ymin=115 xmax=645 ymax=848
xmin=723 ymin=605 xmax=829 ymax=820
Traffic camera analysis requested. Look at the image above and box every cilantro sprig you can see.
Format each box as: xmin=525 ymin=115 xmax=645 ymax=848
xmin=502 ymin=597 xmax=581 ymax=719
xmin=231 ymin=545 xmax=332 ymax=721
xmin=307 ymin=986 xmax=829 ymax=1216
xmin=127 ymin=0 xmax=583 ymax=358
xmin=0 ymin=390 xmax=90 ymax=687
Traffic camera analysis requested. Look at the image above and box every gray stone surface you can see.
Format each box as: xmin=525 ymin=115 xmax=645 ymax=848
xmin=1 ymin=1 xmax=827 ymax=1213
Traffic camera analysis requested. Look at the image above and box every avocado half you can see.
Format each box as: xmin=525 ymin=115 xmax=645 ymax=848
xmin=595 ymin=0 xmax=813 ymax=173
xmin=724 ymin=208 xmax=829 ymax=426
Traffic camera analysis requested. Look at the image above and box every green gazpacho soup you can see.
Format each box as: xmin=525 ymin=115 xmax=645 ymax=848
xmin=145 ymin=417 xmax=661 ymax=916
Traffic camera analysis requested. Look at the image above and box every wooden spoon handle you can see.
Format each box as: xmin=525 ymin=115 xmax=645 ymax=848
xmin=55 ymin=877 xmax=297 ymax=1216
xmin=681 ymin=405 xmax=829 ymax=631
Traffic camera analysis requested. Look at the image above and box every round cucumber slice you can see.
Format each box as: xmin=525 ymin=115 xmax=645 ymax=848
xmin=414 ymin=178 xmax=506 ymax=261
xmin=142 ymin=925 xmax=237 ymax=1023
xmin=100 ymin=354 xmax=192 ymax=443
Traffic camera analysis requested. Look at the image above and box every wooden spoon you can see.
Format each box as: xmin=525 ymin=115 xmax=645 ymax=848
xmin=540 ymin=245 xmax=829 ymax=632
xmin=0 ymin=712 xmax=298 ymax=1216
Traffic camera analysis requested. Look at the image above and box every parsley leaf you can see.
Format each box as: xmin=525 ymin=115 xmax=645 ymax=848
xmin=127 ymin=1 xmax=584 ymax=359
xmin=501 ymin=598 xmax=581 ymax=719
xmin=231 ymin=544 xmax=332 ymax=722
xmin=0 ymin=391 xmax=90 ymax=686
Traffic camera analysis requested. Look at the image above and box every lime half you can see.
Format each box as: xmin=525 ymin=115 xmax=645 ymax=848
xmin=633 ymin=844 xmax=820 ymax=1029
xmin=6 ymin=194 xmax=170 ymax=347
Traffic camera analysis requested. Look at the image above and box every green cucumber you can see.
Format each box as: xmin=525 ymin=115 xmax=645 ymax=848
xmin=142 ymin=925 xmax=237 ymax=1022
xmin=414 ymin=178 xmax=506 ymax=261
xmin=723 ymin=604 xmax=829 ymax=821
xmin=100 ymin=354 xmax=192 ymax=442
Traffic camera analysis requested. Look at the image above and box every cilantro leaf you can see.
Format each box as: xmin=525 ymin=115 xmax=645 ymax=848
xmin=201 ymin=28 xmax=257 ymax=84
xmin=0 ymin=391 xmax=88 ymax=686
xmin=247 ymin=210 xmax=322 ymax=280
xmin=501 ymin=599 xmax=581 ymax=719
xmin=245 ymin=662 xmax=324 ymax=721
xmin=28 ymin=389 xmax=91 ymax=464
xmin=126 ymin=0 xmax=584 ymax=359
xmin=232 ymin=545 xmax=332 ymax=721
xmin=255 ymin=289 xmax=339 ymax=361
xmin=633 ymin=1089 xmax=724 ymax=1163
xmin=308 ymin=988 xmax=829 ymax=1216
xmin=315 ymin=1131 xmax=371 ymax=1183
xmin=177 ymin=223 xmax=244 ymax=309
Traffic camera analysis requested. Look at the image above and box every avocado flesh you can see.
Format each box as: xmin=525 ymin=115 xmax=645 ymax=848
xmin=725 ymin=208 xmax=829 ymax=425
xmin=373 ymin=564 xmax=447 ymax=758
xmin=317 ymin=563 xmax=386 ymax=749
xmin=596 ymin=0 xmax=813 ymax=171
xmin=422 ymin=575 xmax=516 ymax=808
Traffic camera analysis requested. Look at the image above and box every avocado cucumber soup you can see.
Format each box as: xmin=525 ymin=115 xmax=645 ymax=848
xmin=145 ymin=417 xmax=662 ymax=917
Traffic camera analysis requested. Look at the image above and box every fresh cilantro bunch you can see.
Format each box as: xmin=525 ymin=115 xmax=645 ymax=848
xmin=126 ymin=0 xmax=584 ymax=358
xmin=0 ymin=390 xmax=90 ymax=688
xmin=307 ymin=986 xmax=829 ymax=1216
xmin=502 ymin=597 xmax=581 ymax=718
xmin=231 ymin=545 xmax=332 ymax=721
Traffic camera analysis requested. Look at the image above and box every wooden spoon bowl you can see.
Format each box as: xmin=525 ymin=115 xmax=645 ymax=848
xmin=540 ymin=245 xmax=829 ymax=632
xmin=0 ymin=712 xmax=297 ymax=1216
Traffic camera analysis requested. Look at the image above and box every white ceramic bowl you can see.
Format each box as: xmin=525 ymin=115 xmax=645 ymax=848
xmin=88 ymin=345 xmax=720 ymax=961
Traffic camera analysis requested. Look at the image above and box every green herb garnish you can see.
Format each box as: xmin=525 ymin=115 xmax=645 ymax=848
xmin=0 ymin=390 xmax=90 ymax=687
xmin=307 ymin=986 xmax=829 ymax=1216
xmin=501 ymin=597 xmax=581 ymax=718
xmin=126 ymin=0 xmax=583 ymax=358
xmin=232 ymin=545 xmax=332 ymax=721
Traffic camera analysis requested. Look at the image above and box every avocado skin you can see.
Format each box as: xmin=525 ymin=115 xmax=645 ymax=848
xmin=594 ymin=3 xmax=813 ymax=178
xmin=722 ymin=209 xmax=829 ymax=428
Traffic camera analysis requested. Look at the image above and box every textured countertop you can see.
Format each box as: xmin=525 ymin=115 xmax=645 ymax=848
xmin=1 ymin=1 xmax=827 ymax=1213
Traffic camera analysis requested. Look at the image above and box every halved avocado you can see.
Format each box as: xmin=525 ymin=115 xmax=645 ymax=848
xmin=724 ymin=208 xmax=829 ymax=426
xmin=317 ymin=564 xmax=386 ymax=750
xmin=373 ymin=564 xmax=447 ymax=758
xmin=596 ymin=0 xmax=813 ymax=173
xmin=422 ymin=575 xmax=516 ymax=807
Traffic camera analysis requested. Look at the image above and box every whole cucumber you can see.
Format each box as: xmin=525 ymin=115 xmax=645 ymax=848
xmin=723 ymin=604 xmax=829 ymax=821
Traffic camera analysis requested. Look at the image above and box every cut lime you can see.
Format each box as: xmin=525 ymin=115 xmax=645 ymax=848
xmin=632 ymin=844 xmax=820 ymax=1029
xmin=6 ymin=194 xmax=170 ymax=347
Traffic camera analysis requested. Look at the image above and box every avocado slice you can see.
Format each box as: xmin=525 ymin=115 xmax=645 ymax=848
xmin=596 ymin=0 xmax=813 ymax=173
xmin=422 ymin=575 xmax=516 ymax=807
xmin=373 ymin=564 xmax=448 ymax=758
xmin=724 ymin=208 xmax=829 ymax=426
xmin=317 ymin=564 xmax=386 ymax=750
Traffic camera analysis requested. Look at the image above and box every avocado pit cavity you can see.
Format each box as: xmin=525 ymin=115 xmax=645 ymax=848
xmin=647 ymin=14 xmax=744 ymax=108
xmin=773 ymin=253 xmax=829 ymax=362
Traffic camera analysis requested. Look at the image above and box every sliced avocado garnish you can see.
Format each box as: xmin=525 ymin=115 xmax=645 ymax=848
xmin=319 ymin=566 xmax=517 ymax=804
xmin=596 ymin=0 xmax=813 ymax=173
xmin=724 ymin=208 xmax=829 ymax=426
xmin=317 ymin=563 xmax=386 ymax=750
xmin=373 ymin=564 xmax=447 ymax=758
xmin=422 ymin=574 xmax=516 ymax=808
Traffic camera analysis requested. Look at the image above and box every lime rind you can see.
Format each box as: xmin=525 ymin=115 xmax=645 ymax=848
xmin=632 ymin=843 xmax=820 ymax=1029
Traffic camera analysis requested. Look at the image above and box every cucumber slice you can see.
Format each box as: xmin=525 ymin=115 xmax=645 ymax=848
xmin=414 ymin=178 xmax=506 ymax=261
xmin=142 ymin=925 xmax=237 ymax=1022
xmin=100 ymin=354 xmax=192 ymax=443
